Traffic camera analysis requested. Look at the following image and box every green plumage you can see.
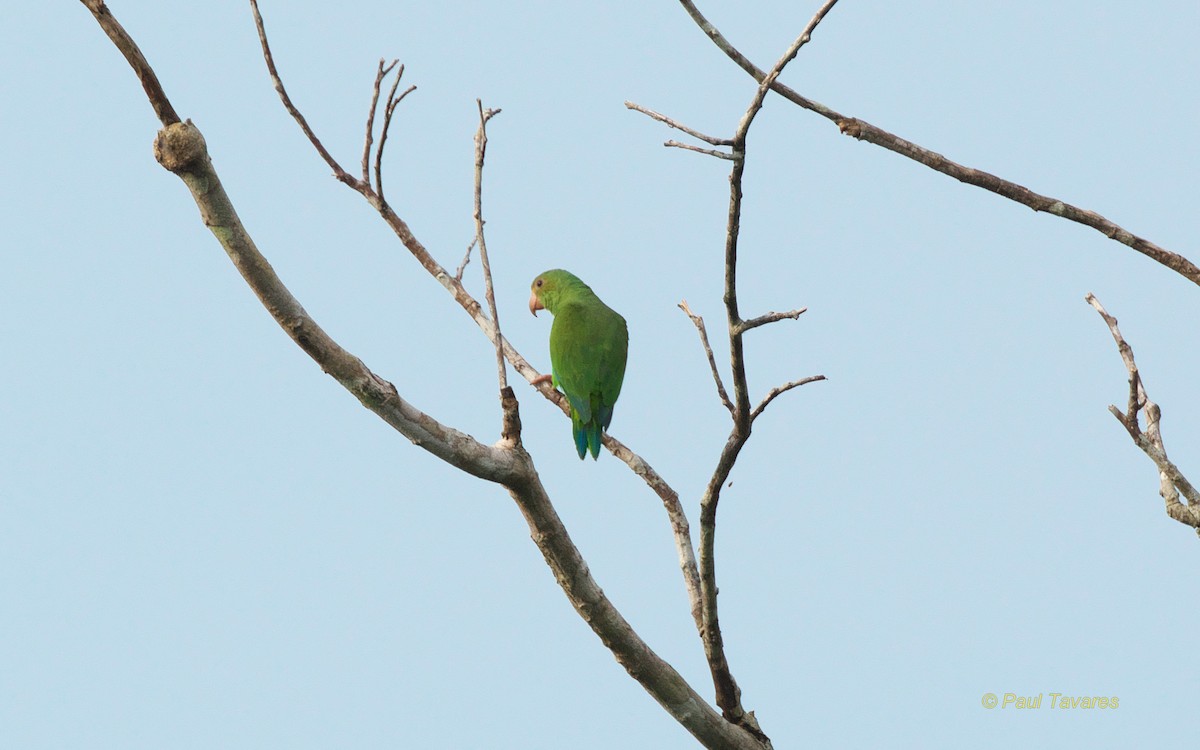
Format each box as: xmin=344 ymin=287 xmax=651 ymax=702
xmin=529 ymin=269 xmax=628 ymax=460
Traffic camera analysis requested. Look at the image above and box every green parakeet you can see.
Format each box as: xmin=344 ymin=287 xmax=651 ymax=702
xmin=529 ymin=269 xmax=629 ymax=460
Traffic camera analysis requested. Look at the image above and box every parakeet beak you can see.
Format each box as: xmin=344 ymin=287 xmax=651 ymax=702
xmin=529 ymin=290 xmax=544 ymax=316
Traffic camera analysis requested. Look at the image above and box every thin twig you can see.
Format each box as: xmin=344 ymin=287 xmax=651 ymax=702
xmin=679 ymin=300 xmax=734 ymax=414
xmin=455 ymin=237 xmax=477 ymax=282
xmin=676 ymin=0 xmax=1200 ymax=288
xmin=249 ymin=0 xmax=355 ymax=186
xmin=738 ymin=308 xmax=807 ymax=333
xmin=750 ymin=375 xmax=826 ymax=422
xmin=473 ymin=100 xmax=507 ymax=392
xmin=377 ymin=69 xmax=415 ymax=204
xmin=1086 ymin=294 xmax=1200 ymax=534
xmin=625 ymin=101 xmax=733 ymax=146
xmin=362 ymin=59 xmax=398 ymax=186
xmin=666 ymin=141 xmax=735 ymax=160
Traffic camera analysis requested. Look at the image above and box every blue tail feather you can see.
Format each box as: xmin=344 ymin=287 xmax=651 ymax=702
xmin=571 ymin=411 xmax=602 ymax=460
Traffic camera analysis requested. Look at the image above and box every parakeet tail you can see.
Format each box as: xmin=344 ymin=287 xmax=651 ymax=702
xmin=571 ymin=411 xmax=602 ymax=460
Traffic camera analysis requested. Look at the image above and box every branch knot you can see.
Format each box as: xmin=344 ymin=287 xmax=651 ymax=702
xmin=153 ymin=120 xmax=207 ymax=174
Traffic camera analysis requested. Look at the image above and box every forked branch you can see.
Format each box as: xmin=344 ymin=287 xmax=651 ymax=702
xmin=362 ymin=59 xmax=398 ymax=186
xmin=1086 ymin=294 xmax=1200 ymax=535
xmin=624 ymin=101 xmax=734 ymax=160
xmin=376 ymin=66 xmax=416 ymax=202
xmin=706 ymin=2 xmax=838 ymax=728
xmin=628 ymin=1 xmax=837 ymax=733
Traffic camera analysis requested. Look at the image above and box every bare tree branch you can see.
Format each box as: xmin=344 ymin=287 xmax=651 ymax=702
xmin=604 ymin=433 xmax=705 ymax=634
xmin=692 ymin=2 xmax=840 ymax=731
xmin=666 ymin=140 xmax=736 ymax=160
xmin=733 ymin=0 xmax=840 ymax=141
xmin=676 ymin=0 xmax=1200 ymax=288
xmin=362 ymin=59 xmax=398 ymax=186
xmin=750 ymin=375 xmax=827 ymax=422
xmin=249 ymin=0 xmax=355 ymax=186
xmin=679 ymin=300 xmax=735 ymax=415
xmin=738 ymin=307 xmax=807 ymax=333
xmin=503 ymin=460 xmax=764 ymax=750
xmin=627 ymin=9 xmax=835 ymax=732
xmin=626 ymin=102 xmax=735 ymax=159
xmin=473 ymin=101 xmax=507 ymax=392
xmin=455 ymin=238 xmax=476 ymax=282
xmin=1086 ymin=294 xmax=1200 ymax=535
xmin=80 ymin=0 xmax=180 ymax=126
xmin=376 ymin=69 xmax=416 ymax=203
xmin=152 ymin=120 xmax=519 ymax=482
xmin=625 ymin=101 xmax=733 ymax=146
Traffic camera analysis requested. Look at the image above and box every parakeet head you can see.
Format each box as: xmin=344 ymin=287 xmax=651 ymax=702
xmin=529 ymin=269 xmax=588 ymax=316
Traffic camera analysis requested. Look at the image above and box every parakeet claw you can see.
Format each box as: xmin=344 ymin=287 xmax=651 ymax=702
xmin=531 ymin=373 xmax=553 ymax=386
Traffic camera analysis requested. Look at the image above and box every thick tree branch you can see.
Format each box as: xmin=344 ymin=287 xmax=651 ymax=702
xmin=676 ymin=0 xmax=1200 ymax=288
xmin=1086 ymin=294 xmax=1200 ymax=535
xmin=152 ymin=120 xmax=519 ymax=483
xmin=504 ymin=472 xmax=765 ymax=750
xmin=84 ymin=4 xmax=503 ymax=479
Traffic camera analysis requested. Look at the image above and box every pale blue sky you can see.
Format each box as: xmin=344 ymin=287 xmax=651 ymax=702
xmin=3 ymin=2 xmax=1198 ymax=748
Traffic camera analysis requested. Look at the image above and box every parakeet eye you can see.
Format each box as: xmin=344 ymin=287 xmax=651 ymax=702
xmin=536 ymin=279 xmax=543 ymax=287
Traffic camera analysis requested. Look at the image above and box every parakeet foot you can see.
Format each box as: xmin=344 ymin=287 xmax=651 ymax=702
xmin=531 ymin=373 xmax=553 ymax=386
